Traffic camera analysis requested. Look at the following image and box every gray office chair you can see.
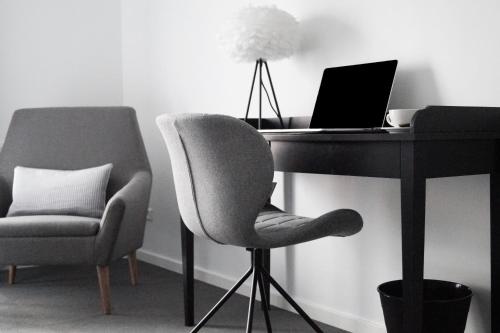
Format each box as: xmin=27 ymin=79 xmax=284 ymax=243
xmin=156 ymin=113 xmax=362 ymax=332
xmin=0 ymin=107 xmax=152 ymax=314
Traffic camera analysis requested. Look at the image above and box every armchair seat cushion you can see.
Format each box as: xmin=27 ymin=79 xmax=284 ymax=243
xmin=0 ymin=215 xmax=100 ymax=237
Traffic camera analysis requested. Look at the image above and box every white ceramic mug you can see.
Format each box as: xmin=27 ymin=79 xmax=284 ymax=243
xmin=386 ymin=109 xmax=418 ymax=127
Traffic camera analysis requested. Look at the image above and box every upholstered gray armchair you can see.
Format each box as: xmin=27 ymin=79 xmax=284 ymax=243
xmin=157 ymin=113 xmax=362 ymax=332
xmin=0 ymin=107 xmax=152 ymax=314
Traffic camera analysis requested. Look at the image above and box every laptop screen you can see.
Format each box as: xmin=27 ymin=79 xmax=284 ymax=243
xmin=309 ymin=60 xmax=398 ymax=129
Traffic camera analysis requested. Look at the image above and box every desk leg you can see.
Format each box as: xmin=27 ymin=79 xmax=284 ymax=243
xmin=401 ymin=142 xmax=425 ymax=333
xmin=180 ymin=217 xmax=194 ymax=326
xmin=491 ymin=143 xmax=500 ymax=333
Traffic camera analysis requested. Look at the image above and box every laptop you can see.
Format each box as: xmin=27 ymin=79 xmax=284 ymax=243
xmin=259 ymin=59 xmax=402 ymax=134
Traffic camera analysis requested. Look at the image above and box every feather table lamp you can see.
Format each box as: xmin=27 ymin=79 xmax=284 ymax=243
xmin=219 ymin=5 xmax=299 ymax=129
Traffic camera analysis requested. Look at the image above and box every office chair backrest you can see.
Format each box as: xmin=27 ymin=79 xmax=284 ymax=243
xmin=157 ymin=114 xmax=274 ymax=246
xmin=0 ymin=107 xmax=151 ymax=216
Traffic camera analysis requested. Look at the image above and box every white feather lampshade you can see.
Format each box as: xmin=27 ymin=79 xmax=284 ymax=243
xmin=218 ymin=5 xmax=299 ymax=62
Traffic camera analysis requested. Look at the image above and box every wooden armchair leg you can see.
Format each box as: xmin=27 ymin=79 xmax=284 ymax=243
xmin=96 ymin=265 xmax=111 ymax=315
xmin=128 ymin=251 xmax=139 ymax=286
xmin=8 ymin=265 xmax=16 ymax=285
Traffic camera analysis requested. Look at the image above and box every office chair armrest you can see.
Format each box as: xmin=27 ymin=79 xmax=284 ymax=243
xmin=94 ymin=171 xmax=152 ymax=265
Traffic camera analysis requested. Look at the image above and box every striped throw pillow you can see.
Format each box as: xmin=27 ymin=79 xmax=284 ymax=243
xmin=7 ymin=164 xmax=113 ymax=218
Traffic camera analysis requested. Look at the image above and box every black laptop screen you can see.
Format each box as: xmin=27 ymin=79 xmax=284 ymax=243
xmin=309 ymin=60 xmax=397 ymax=129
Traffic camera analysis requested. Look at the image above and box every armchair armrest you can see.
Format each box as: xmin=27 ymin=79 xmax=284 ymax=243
xmin=94 ymin=171 xmax=152 ymax=265
xmin=0 ymin=176 xmax=12 ymax=217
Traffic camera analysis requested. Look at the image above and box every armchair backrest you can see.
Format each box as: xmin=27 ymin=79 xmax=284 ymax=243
xmin=156 ymin=113 xmax=274 ymax=246
xmin=0 ymin=107 xmax=151 ymax=216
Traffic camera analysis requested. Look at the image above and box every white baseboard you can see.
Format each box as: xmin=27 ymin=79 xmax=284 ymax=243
xmin=137 ymin=249 xmax=385 ymax=333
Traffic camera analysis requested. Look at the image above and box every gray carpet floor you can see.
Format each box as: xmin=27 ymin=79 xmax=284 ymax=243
xmin=0 ymin=260 xmax=347 ymax=332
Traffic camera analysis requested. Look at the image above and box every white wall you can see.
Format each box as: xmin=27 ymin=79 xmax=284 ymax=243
xmin=122 ymin=1 xmax=499 ymax=332
xmin=0 ymin=0 xmax=123 ymax=136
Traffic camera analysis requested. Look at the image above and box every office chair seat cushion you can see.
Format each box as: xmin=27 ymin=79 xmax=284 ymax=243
xmin=0 ymin=215 xmax=100 ymax=237
xmin=7 ymin=164 xmax=113 ymax=218
xmin=254 ymin=204 xmax=363 ymax=248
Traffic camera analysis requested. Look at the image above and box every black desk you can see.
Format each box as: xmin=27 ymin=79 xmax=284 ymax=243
xmin=180 ymin=106 xmax=500 ymax=333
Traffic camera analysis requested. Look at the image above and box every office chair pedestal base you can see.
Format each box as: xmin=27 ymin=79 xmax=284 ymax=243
xmin=190 ymin=249 xmax=323 ymax=333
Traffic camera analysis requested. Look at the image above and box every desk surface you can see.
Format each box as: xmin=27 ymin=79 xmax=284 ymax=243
xmin=261 ymin=105 xmax=500 ymax=142
xmin=260 ymin=106 xmax=500 ymax=181
xmin=262 ymin=131 xmax=500 ymax=142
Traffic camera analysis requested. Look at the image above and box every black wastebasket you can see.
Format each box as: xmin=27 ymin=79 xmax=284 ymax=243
xmin=378 ymin=279 xmax=472 ymax=333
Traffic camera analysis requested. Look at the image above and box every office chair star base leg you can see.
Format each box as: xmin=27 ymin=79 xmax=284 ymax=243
xmin=191 ymin=249 xmax=321 ymax=333
xmin=246 ymin=269 xmax=258 ymax=333
xmin=190 ymin=267 xmax=253 ymax=333
xmin=261 ymin=267 xmax=323 ymax=333
xmin=257 ymin=271 xmax=273 ymax=332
